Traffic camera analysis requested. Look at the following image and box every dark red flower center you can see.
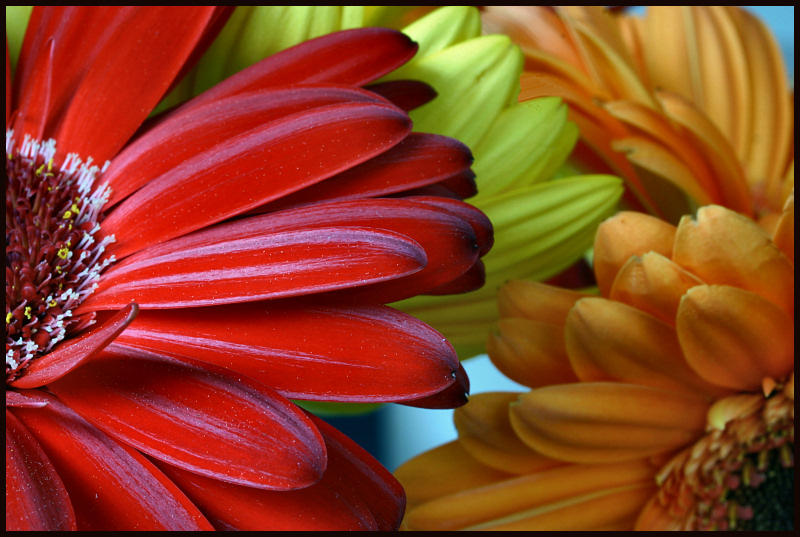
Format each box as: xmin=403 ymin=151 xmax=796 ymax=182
xmin=5 ymin=134 xmax=115 ymax=383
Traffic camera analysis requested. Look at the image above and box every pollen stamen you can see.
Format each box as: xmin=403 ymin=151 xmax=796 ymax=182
xmin=5 ymin=131 xmax=115 ymax=382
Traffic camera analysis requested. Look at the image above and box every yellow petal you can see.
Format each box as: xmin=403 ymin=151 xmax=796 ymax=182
xmin=565 ymin=297 xmax=727 ymax=398
xmin=497 ymin=280 xmax=588 ymax=324
xmin=676 ymin=284 xmax=794 ymax=391
xmin=672 ymin=205 xmax=794 ymax=315
xmin=593 ymin=211 xmax=676 ymax=296
xmin=454 ymin=392 xmax=564 ymax=474
xmin=404 ymin=458 xmax=657 ymax=531
xmin=772 ymin=192 xmax=794 ymax=265
xmin=488 ymin=318 xmax=578 ymax=389
xmin=394 ymin=440 xmax=513 ymax=511
xmin=609 ymin=252 xmax=704 ymax=324
xmin=639 ymin=7 xmax=694 ymax=102
xmin=510 ymin=382 xmax=709 ymax=463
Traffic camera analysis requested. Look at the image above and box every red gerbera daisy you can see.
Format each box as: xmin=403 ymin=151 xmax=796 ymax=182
xmin=5 ymin=6 xmax=492 ymax=530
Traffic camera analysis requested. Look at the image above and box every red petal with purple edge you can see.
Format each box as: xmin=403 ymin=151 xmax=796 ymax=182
xmin=364 ymin=79 xmax=438 ymax=111
xmin=255 ymin=132 xmax=474 ymax=212
xmin=425 ymin=259 xmax=486 ymax=295
xmin=105 ymin=301 xmax=459 ymax=402
xmin=407 ymin=195 xmax=494 ymax=256
xmin=79 ymin=226 xmax=426 ymax=312
xmin=51 ymin=7 xmax=216 ymax=163
xmin=103 ymin=85 xmax=391 ymax=208
xmin=181 ymin=27 xmax=418 ymax=114
xmin=48 ymin=354 xmax=327 ymax=490
xmin=12 ymin=394 xmax=213 ymax=530
xmin=400 ymin=362 xmax=471 ymax=409
xmin=6 ymin=410 xmax=76 ymax=531
xmin=437 ymin=169 xmax=479 ymax=199
xmin=11 ymin=303 xmax=138 ymax=389
xmin=153 ymin=413 xmax=405 ymax=530
xmin=102 ymin=101 xmax=411 ymax=259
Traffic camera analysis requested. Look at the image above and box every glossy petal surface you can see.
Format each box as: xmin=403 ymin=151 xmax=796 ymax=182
xmin=6 ymin=410 xmax=75 ymax=531
xmin=48 ymin=355 xmax=326 ymax=490
xmin=13 ymin=395 xmax=213 ymax=530
xmin=108 ymin=302 xmax=458 ymax=402
xmin=11 ymin=303 xmax=138 ymax=389
xmin=102 ymin=102 xmax=411 ymax=258
xmin=81 ymin=226 xmax=426 ymax=311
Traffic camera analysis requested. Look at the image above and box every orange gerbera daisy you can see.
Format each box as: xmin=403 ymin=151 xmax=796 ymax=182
xmin=396 ymin=200 xmax=794 ymax=530
xmin=482 ymin=6 xmax=794 ymax=225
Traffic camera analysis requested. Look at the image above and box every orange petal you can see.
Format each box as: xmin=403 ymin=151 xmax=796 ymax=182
xmin=454 ymin=392 xmax=564 ymax=475
xmin=488 ymin=318 xmax=578 ymax=389
xmin=611 ymin=137 xmax=705 ymax=223
xmin=394 ymin=440 xmax=512 ymax=511
xmin=634 ymin=494 xmax=684 ymax=530
xmin=772 ymin=192 xmax=794 ymax=265
xmin=638 ymin=7 xmax=694 ymax=103
xmin=565 ymin=297 xmax=727 ymax=398
xmin=672 ymin=205 xmax=794 ymax=315
xmin=676 ymin=284 xmax=794 ymax=391
xmin=656 ymin=91 xmax=752 ymax=215
xmin=593 ymin=211 xmax=676 ymax=296
xmin=497 ymin=279 xmax=588 ymax=325
xmin=605 ymin=99 xmax=720 ymax=203
xmin=404 ymin=458 xmax=657 ymax=531
xmin=510 ymin=382 xmax=709 ymax=463
xmin=609 ymin=251 xmax=704 ymax=324
xmin=468 ymin=483 xmax=656 ymax=531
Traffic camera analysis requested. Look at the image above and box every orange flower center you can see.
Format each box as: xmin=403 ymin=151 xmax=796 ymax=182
xmin=654 ymin=386 xmax=794 ymax=530
xmin=5 ymin=133 xmax=115 ymax=382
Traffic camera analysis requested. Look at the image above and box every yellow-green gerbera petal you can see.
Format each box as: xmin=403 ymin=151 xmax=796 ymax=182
xmin=5 ymin=5 xmax=32 ymax=74
xmin=398 ymin=175 xmax=623 ymax=357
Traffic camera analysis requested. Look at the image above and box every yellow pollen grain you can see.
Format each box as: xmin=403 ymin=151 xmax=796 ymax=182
xmin=48 ymin=299 xmax=57 ymax=308
xmin=71 ymin=203 xmax=80 ymax=214
xmin=62 ymin=210 xmax=73 ymax=219
xmin=55 ymin=266 xmax=63 ymax=273
xmin=35 ymin=163 xmax=46 ymax=175
xmin=57 ymin=247 xmax=70 ymax=259
xmin=24 ymin=306 xmax=32 ymax=319
xmin=6 ymin=312 xmax=12 ymax=324
xmin=48 ymin=158 xmax=53 ymax=172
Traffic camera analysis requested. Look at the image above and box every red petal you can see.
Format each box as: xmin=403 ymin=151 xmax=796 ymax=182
xmin=48 ymin=354 xmax=327 ymax=490
xmin=424 ymin=260 xmax=486 ymax=295
xmin=152 ymin=414 xmax=404 ymax=530
xmin=181 ymin=27 xmax=418 ymax=113
xmin=6 ymin=409 xmax=76 ymax=531
xmin=364 ymin=79 xmax=438 ymax=111
xmin=103 ymin=85 xmax=390 ymax=208
xmin=436 ymin=169 xmax=479 ymax=199
xmin=102 ymin=101 xmax=411 ymax=259
xmin=51 ymin=7 xmax=216 ymax=162
xmin=11 ymin=303 xmax=138 ymax=389
xmin=163 ymin=7 xmax=235 ymax=98
xmin=256 ymin=133 xmax=474 ymax=212
xmin=6 ymin=390 xmax=50 ymax=408
xmin=400 ymin=362 xmax=470 ymax=409
xmin=107 ymin=301 xmax=459 ymax=402
xmin=79 ymin=226 xmax=426 ymax=311
xmin=407 ymin=195 xmax=494 ymax=256
xmin=12 ymin=394 xmax=213 ymax=530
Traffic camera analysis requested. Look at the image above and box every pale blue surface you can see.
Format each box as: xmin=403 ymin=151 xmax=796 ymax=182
xmin=381 ymin=5 xmax=795 ymax=472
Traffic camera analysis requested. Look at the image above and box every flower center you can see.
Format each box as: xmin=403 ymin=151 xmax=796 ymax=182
xmin=654 ymin=386 xmax=794 ymax=530
xmin=5 ymin=132 xmax=115 ymax=383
